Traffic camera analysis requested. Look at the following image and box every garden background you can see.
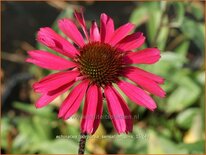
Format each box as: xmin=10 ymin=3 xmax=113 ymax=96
xmin=1 ymin=1 xmax=205 ymax=154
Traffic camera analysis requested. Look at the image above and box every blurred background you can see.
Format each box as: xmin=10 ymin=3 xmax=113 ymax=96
xmin=1 ymin=1 xmax=205 ymax=154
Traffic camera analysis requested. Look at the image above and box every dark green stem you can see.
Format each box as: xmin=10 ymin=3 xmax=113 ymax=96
xmin=78 ymin=133 xmax=87 ymax=154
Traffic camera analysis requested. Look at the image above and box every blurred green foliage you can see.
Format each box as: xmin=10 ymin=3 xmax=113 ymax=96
xmin=1 ymin=1 xmax=205 ymax=154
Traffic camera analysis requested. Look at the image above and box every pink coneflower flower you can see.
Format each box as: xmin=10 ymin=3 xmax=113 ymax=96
xmin=26 ymin=10 xmax=165 ymax=134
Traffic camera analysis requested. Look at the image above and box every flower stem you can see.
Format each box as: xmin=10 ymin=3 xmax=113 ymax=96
xmin=78 ymin=133 xmax=87 ymax=154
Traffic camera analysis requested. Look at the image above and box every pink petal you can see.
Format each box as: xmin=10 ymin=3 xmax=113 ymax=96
xmin=26 ymin=50 xmax=76 ymax=70
xmin=33 ymin=71 xmax=79 ymax=93
xmin=91 ymin=88 xmax=103 ymax=133
xmin=81 ymin=85 xmax=103 ymax=134
xmin=124 ymin=66 xmax=164 ymax=84
xmin=109 ymin=23 xmax=135 ymax=46
xmin=125 ymin=48 xmax=161 ymax=64
xmin=74 ymin=9 xmax=89 ymax=40
xmin=58 ymin=80 xmax=89 ymax=119
xmin=90 ymin=21 xmax=100 ymax=42
xmin=117 ymin=80 xmax=157 ymax=111
xmin=37 ymin=27 xmax=78 ymax=57
xmin=58 ymin=18 xmax=85 ymax=47
xmin=115 ymin=32 xmax=145 ymax=51
xmin=104 ymin=86 xmax=133 ymax=134
xmin=125 ymin=71 xmax=166 ymax=98
xmin=35 ymin=81 xmax=74 ymax=108
xmin=100 ymin=13 xmax=114 ymax=43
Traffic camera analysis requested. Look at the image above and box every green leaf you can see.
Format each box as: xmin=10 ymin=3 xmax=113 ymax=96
xmin=195 ymin=71 xmax=205 ymax=86
xmin=169 ymin=2 xmax=185 ymax=27
xmin=37 ymin=139 xmax=79 ymax=154
xmin=176 ymin=108 xmax=200 ymax=129
xmin=137 ymin=52 xmax=188 ymax=93
xmin=178 ymin=140 xmax=205 ymax=154
xmin=143 ymin=2 xmax=169 ymax=49
xmin=156 ymin=21 xmax=169 ymax=50
xmin=181 ymin=18 xmax=205 ymax=53
xmin=184 ymin=113 xmax=204 ymax=143
xmin=188 ymin=2 xmax=204 ymax=20
xmin=12 ymin=118 xmax=39 ymax=153
xmin=146 ymin=3 xmax=161 ymax=44
xmin=174 ymin=41 xmax=190 ymax=57
xmin=140 ymin=52 xmax=187 ymax=78
xmin=129 ymin=7 xmax=148 ymax=28
xmin=113 ymin=126 xmax=148 ymax=153
xmin=13 ymin=102 xmax=56 ymax=119
xmin=32 ymin=115 xmax=52 ymax=140
xmin=12 ymin=113 xmax=55 ymax=153
xmin=148 ymin=130 xmax=188 ymax=154
xmin=166 ymin=77 xmax=200 ymax=113
xmin=1 ymin=117 xmax=12 ymax=149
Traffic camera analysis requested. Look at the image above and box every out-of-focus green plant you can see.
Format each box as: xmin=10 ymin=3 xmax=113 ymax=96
xmin=127 ymin=1 xmax=205 ymax=154
xmin=1 ymin=102 xmax=80 ymax=154
xmin=1 ymin=1 xmax=205 ymax=154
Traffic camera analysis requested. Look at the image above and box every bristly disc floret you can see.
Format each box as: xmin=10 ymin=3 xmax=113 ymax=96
xmin=76 ymin=42 xmax=124 ymax=87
